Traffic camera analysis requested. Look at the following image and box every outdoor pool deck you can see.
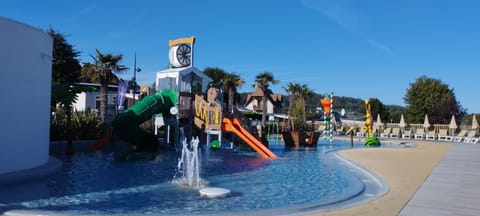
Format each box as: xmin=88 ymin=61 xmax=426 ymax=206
xmin=308 ymin=139 xmax=479 ymax=216
xmin=399 ymin=142 xmax=480 ymax=216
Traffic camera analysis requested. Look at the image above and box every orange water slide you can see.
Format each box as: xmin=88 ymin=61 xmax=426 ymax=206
xmin=221 ymin=117 xmax=277 ymax=159
xmin=89 ymin=135 xmax=113 ymax=151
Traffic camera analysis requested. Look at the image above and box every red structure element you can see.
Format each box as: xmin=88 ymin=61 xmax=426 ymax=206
xmin=320 ymin=99 xmax=334 ymax=116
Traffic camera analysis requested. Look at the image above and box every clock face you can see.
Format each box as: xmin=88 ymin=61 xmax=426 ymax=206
xmin=169 ymin=44 xmax=191 ymax=67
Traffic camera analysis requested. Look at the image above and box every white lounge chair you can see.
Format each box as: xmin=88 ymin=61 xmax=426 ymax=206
xmin=414 ymin=128 xmax=425 ymax=140
xmin=464 ymin=130 xmax=478 ymax=143
xmin=402 ymin=129 xmax=412 ymax=139
xmin=446 ymin=130 xmax=455 ymax=141
xmin=426 ymin=130 xmax=437 ymax=140
xmin=453 ymin=130 xmax=468 ymax=142
xmin=380 ymin=127 xmax=391 ymax=138
xmin=437 ymin=129 xmax=448 ymax=141
xmin=356 ymin=127 xmax=366 ymax=137
xmin=389 ymin=128 xmax=400 ymax=139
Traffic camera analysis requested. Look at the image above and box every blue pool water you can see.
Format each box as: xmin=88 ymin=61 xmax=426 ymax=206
xmin=0 ymin=139 xmax=387 ymax=215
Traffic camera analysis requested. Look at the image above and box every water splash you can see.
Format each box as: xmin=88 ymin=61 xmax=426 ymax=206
xmin=173 ymin=137 xmax=206 ymax=189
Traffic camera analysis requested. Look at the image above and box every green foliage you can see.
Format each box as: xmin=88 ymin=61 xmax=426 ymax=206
xmin=50 ymin=109 xmax=103 ymax=140
xmin=72 ymin=110 xmax=103 ymax=139
xmin=297 ymin=84 xmax=313 ymax=122
xmin=283 ymin=82 xmax=302 ymax=115
xmin=82 ymin=49 xmax=128 ymax=124
xmin=404 ymin=76 xmax=464 ymax=124
xmin=203 ymin=67 xmax=226 ymax=85
xmin=291 ymin=98 xmax=304 ymax=122
xmin=387 ymin=104 xmax=406 ymax=123
xmin=50 ymin=108 xmax=67 ymax=140
xmin=51 ymin=84 xmax=95 ymax=109
xmin=359 ymin=98 xmax=391 ymax=122
xmin=47 ymin=28 xmax=81 ymax=85
xmin=292 ymin=118 xmax=313 ymax=132
xmin=80 ymin=49 xmax=127 ymax=85
xmin=203 ymin=67 xmax=244 ymax=111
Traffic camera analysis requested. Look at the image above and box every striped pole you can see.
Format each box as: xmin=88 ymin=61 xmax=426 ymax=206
xmin=323 ymin=95 xmax=327 ymax=141
xmin=329 ymin=92 xmax=334 ymax=143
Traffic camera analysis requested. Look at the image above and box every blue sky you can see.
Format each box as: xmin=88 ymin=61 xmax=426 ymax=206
xmin=2 ymin=0 xmax=480 ymax=113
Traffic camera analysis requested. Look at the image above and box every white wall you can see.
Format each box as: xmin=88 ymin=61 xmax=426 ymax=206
xmin=72 ymin=91 xmax=118 ymax=111
xmin=0 ymin=17 xmax=53 ymax=174
xmin=245 ymin=99 xmax=275 ymax=114
xmin=73 ymin=92 xmax=87 ymax=111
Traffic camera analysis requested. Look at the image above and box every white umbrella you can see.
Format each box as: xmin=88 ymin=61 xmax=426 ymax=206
xmin=399 ymin=114 xmax=406 ymax=133
xmin=448 ymin=115 xmax=457 ymax=135
xmin=374 ymin=114 xmax=382 ymax=129
xmin=373 ymin=114 xmax=382 ymax=135
xmin=472 ymin=115 xmax=479 ymax=130
xmin=423 ymin=114 xmax=430 ymax=129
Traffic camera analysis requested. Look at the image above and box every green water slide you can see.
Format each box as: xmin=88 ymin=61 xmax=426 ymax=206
xmin=112 ymin=89 xmax=178 ymax=152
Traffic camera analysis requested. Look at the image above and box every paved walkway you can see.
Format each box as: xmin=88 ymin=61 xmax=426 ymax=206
xmin=399 ymin=142 xmax=480 ymax=216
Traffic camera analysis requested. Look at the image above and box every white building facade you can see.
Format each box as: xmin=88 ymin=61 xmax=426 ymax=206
xmin=0 ymin=17 xmax=53 ymax=174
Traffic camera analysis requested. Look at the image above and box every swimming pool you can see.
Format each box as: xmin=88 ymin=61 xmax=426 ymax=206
xmin=0 ymin=139 xmax=388 ymax=215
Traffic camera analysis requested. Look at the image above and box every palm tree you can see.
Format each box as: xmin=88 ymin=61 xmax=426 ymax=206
xmin=223 ymin=73 xmax=244 ymax=113
xmin=82 ymin=49 xmax=128 ymax=126
xmin=203 ymin=67 xmax=244 ymax=113
xmin=203 ymin=67 xmax=226 ymax=85
xmin=297 ymin=84 xmax=313 ymax=122
xmin=283 ymin=82 xmax=301 ymax=130
xmin=254 ymin=72 xmax=279 ymax=126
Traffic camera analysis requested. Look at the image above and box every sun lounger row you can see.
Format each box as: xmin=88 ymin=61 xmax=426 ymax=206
xmin=375 ymin=128 xmax=479 ymax=143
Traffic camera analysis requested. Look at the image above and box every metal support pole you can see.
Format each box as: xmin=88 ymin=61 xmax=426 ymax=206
xmin=132 ymin=52 xmax=141 ymax=103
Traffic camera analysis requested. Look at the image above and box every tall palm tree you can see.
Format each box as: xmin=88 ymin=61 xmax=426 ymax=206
xmin=203 ymin=67 xmax=244 ymax=113
xmin=283 ymin=82 xmax=301 ymax=130
xmin=82 ymin=49 xmax=128 ymax=126
xmin=223 ymin=73 xmax=244 ymax=113
xmin=254 ymin=72 xmax=279 ymax=126
xmin=203 ymin=67 xmax=226 ymax=85
xmin=297 ymin=84 xmax=313 ymax=122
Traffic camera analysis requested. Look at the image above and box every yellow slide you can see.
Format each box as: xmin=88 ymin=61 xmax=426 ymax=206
xmin=222 ymin=117 xmax=277 ymax=159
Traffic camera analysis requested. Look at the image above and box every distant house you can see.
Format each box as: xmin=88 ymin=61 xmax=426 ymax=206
xmin=244 ymin=87 xmax=283 ymax=118
xmin=72 ymin=82 xmax=141 ymax=122
xmin=73 ymin=83 xmax=118 ymax=112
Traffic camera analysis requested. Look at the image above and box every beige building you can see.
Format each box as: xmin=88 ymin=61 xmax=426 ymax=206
xmin=244 ymin=87 xmax=283 ymax=117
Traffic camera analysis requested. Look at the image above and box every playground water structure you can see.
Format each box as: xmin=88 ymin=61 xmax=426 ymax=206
xmin=0 ymin=139 xmax=392 ymax=216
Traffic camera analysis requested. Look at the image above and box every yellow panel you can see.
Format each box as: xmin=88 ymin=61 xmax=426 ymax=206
xmin=169 ymin=36 xmax=196 ymax=47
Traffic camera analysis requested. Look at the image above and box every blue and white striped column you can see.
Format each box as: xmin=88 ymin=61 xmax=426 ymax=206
xmin=329 ymin=92 xmax=334 ymax=143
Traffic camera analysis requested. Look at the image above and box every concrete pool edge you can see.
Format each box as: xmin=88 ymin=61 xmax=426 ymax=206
xmin=0 ymin=157 xmax=62 ymax=187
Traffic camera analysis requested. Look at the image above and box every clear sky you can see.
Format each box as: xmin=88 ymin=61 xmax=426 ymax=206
xmin=2 ymin=0 xmax=479 ymax=113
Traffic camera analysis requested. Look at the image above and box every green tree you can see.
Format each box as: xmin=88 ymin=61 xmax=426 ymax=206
xmin=47 ymin=28 xmax=81 ymax=85
xmin=203 ymin=67 xmax=244 ymax=113
xmin=297 ymin=84 xmax=314 ymax=122
xmin=404 ymin=76 xmax=463 ymax=124
xmin=51 ymin=84 xmax=94 ymax=154
xmin=254 ymin=72 xmax=279 ymax=126
xmin=359 ymin=98 xmax=391 ymax=122
xmin=82 ymin=49 xmax=128 ymax=125
xmin=203 ymin=67 xmax=227 ymax=85
xmin=283 ymin=82 xmax=301 ymax=130
xmin=283 ymin=82 xmax=301 ymax=116
xmin=224 ymin=73 xmax=244 ymax=113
